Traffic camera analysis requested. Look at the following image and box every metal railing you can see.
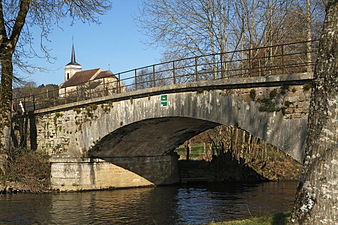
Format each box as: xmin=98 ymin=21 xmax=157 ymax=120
xmin=12 ymin=40 xmax=318 ymax=112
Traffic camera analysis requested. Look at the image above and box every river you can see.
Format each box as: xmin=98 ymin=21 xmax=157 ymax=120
xmin=0 ymin=181 xmax=297 ymax=224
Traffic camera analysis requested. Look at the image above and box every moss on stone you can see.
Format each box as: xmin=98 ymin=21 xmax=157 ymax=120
xmin=259 ymin=99 xmax=278 ymax=112
xmin=302 ymin=83 xmax=311 ymax=91
xmin=73 ymin=108 xmax=82 ymax=114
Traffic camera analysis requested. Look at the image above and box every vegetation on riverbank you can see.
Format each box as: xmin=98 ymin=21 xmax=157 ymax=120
xmin=0 ymin=148 xmax=50 ymax=193
xmin=176 ymin=125 xmax=302 ymax=182
xmin=208 ymin=212 xmax=290 ymax=225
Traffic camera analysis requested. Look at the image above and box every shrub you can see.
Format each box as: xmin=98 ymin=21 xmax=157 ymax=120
xmin=280 ymin=85 xmax=289 ymax=95
xmin=269 ymin=89 xmax=278 ymax=99
xmin=249 ymin=89 xmax=256 ymax=100
xmin=303 ymin=83 xmax=312 ymax=91
xmin=259 ymin=99 xmax=277 ymax=112
xmin=5 ymin=149 xmax=50 ymax=192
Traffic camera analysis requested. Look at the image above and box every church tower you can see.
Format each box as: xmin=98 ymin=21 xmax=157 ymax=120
xmin=64 ymin=44 xmax=82 ymax=81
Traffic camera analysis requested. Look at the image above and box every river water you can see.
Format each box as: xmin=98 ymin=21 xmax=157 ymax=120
xmin=0 ymin=182 xmax=297 ymax=224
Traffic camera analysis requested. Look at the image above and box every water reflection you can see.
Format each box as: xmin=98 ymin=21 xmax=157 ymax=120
xmin=0 ymin=182 xmax=297 ymax=225
xmin=49 ymin=187 xmax=179 ymax=224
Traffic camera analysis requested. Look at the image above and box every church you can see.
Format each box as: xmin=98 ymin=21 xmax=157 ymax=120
xmin=59 ymin=45 xmax=125 ymax=98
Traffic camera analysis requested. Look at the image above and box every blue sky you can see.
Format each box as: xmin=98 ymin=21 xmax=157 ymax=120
xmin=21 ymin=0 xmax=162 ymax=86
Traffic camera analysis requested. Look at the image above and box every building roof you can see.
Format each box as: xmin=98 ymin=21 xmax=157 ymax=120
xmin=96 ymin=70 xmax=115 ymax=79
xmin=60 ymin=68 xmax=116 ymax=88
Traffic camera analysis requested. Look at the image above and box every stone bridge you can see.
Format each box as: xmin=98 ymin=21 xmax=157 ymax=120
xmin=15 ymin=73 xmax=312 ymax=191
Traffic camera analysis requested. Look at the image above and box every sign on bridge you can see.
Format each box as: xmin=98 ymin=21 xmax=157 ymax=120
xmin=161 ymin=95 xmax=168 ymax=107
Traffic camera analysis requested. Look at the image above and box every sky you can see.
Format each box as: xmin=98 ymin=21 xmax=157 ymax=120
xmin=20 ymin=0 xmax=162 ymax=86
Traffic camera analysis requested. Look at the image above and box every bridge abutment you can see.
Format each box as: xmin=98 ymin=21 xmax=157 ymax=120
xmin=50 ymin=154 xmax=179 ymax=191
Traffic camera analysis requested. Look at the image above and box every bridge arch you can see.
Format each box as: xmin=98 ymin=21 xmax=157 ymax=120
xmin=32 ymin=75 xmax=311 ymax=190
xmin=69 ymin=89 xmax=306 ymax=162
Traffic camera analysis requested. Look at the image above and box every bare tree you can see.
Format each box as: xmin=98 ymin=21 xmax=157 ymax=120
xmin=138 ymin=0 xmax=326 ymax=75
xmin=0 ymin=1 xmax=110 ymax=160
xmin=291 ymin=0 xmax=337 ymax=223
xmin=136 ymin=68 xmax=154 ymax=89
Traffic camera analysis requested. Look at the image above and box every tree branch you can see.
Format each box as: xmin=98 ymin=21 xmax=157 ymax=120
xmin=9 ymin=0 xmax=31 ymax=51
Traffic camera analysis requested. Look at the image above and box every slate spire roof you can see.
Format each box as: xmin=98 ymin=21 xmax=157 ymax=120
xmin=66 ymin=44 xmax=81 ymax=66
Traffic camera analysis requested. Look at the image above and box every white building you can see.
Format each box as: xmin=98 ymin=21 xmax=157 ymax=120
xmin=59 ymin=45 xmax=125 ymax=98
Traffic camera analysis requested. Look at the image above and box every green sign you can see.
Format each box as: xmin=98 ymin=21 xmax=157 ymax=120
xmin=161 ymin=95 xmax=167 ymax=101
xmin=161 ymin=95 xmax=168 ymax=107
xmin=161 ymin=101 xmax=168 ymax=107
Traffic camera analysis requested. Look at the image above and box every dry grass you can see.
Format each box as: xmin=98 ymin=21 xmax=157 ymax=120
xmin=2 ymin=148 xmax=50 ymax=192
xmin=207 ymin=212 xmax=291 ymax=225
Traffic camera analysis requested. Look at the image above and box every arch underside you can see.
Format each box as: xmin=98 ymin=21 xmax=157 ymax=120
xmin=89 ymin=117 xmax=220 ymax=159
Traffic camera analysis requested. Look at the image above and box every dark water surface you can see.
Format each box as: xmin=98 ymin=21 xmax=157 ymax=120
xmin=0 ymin=182 xmax=297 ymax=224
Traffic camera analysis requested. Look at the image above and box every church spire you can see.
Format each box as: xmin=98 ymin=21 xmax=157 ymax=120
xmin=67 ymin=43 xmax=80 ymax=66
xmin=65 ymin=42 xmax=82 ymax=81
xmin=71 ymin=44 xmax=76 ymax=64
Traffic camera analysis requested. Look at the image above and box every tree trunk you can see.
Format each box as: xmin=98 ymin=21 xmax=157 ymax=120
xmin=0 ymin=49 xmax=13 ymax=173
xmin=306 ymin=0 xmax=313 ymax=73
xmin=291 ymin=1 xmax=337 ymax=224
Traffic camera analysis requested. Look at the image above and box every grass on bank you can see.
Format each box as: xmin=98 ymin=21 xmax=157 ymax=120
xmin=208 ymin=212 xmax=291 ymax=225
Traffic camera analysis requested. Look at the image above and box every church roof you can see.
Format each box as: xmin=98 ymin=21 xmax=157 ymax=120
xmin=60 ymin=68 xmax=116 ymax=88
xmin=96 ymin=70 xmax=115 ymax=79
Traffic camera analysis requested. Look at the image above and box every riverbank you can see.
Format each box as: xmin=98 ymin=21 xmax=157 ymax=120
xmin=208 ymin=212 xmax=290 ymax=225
xmin=0 ymin=148 xmax=50 ymax=194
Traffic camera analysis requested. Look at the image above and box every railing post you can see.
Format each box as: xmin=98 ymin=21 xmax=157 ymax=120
xmin=64 ymin=87 xmax=67 ymax=104
xmin=103 ymin=78 xmax=106 ymax=96
xmin=195 ymin=57 xmax=198 ymax=81
xmin=89 ymin=80 xmax=92 ymax=98
xmin=173 ymin=61 xmax=176 ymax=84
xmin=118 ymin=73 xmax=121 ymax=93
xmin=220 ymin=53 xmax=224 ymax=79
xmin=76 ymin=87 xmax=79 ymax=101
xmin=248 ymin=48 xmax=252 ymax=76
xmin=134 ymin=69 xmax=138 ymax=90
xmin=281 ymin=44 xmax=285 ymax=74
xmin=32 ymin=95 xmax=36 ymax=111
xmin=23 ymin=97 xmax=26 ymax=113
xmin=153 ymin=65 xmax=156 ymax=87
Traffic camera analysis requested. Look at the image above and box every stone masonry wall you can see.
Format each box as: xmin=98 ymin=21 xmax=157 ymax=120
xmin=231 ymin=84 xmax=312 ymax=119
xmin=34 ymin=82 xmax=311 ymax=161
